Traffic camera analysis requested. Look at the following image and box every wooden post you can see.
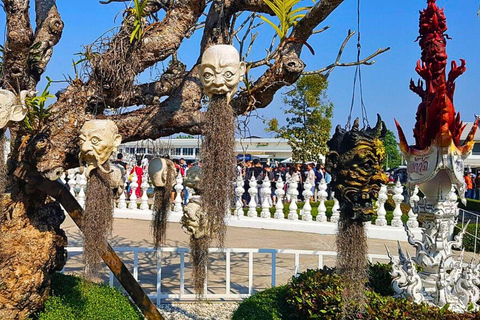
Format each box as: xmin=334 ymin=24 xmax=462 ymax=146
xmin=14 ymin=162 xmax=164 ymax=320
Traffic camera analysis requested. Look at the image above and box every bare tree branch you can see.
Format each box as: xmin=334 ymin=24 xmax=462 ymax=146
xmin=303 ymin=30 xmax=390 ymax=78
xmin=30 ymin=3 xmax=64 ymax=82
xmin=3 ymin=0 xmax=35 ymax=90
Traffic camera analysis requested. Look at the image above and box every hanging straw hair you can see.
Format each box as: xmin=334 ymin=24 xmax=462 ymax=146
xmin=151 ymin=160 xmax=175 ymax=248
xmin=82 ymin=162 xmax=114 ymax=279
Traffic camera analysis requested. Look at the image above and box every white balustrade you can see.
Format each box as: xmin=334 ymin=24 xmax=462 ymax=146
xmin=287 ymin=176 xmax=299 ymax=220
xmin=140 ymin=172 xmax=150 ymax=210
xmin=128 ymin=171 xmax=139 ymax=210
xmin=77 ymin=171 xmax=87 ymax=209
xmin=375 ymin=184 xmax=388 ymax=226
xmin=316 ymin=179 xmax=327 ymax=222
xmin=173 ymin=173 xmax=183 ymax=213
xmin=261 ymin=176 xmax=271 ymax=219
xmin=234 ymin=175 xmax=245 ymax=218
xmin=117 ymin=180 xmax=127 ymax=209
xmin=302 ymin=179 xmax=313 ymax=221
xmin=274 ymin=177 xmax=285 ymax=219
xmin=67 ymin=169 xmax=77 ymax=198
xmin=391 ymin=179 xmax=404 ymax=227
xmin=407 ymin=185 xmax=419 ymax=228
xmin=247 ymin=176 xmax=258 ymax=218
xmin=330 ymin=191 xmax=340 ymax=223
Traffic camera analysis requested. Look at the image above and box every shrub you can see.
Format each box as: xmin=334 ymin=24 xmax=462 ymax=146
xmin=459 ymin=198 xmax=480 ymax=213
xmin=34 ymin=273 xmax=143 ymax=320
xmin=235 ymin=265 xmax=480 ymax=319
xmin=232 ymin=285 xmax=291 ymax=320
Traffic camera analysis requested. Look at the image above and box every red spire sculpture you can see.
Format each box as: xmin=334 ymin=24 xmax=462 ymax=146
xmin=395 ymin=0 xmax=478 ymax=155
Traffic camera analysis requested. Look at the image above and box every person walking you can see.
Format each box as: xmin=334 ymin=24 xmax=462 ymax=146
xmin=465 ymin=172 xmax=474 ymax=199
xmin=306 ymin=163 xmax=316 ymax=203
xmin=314 ymin=163 xmax=323 ymax=202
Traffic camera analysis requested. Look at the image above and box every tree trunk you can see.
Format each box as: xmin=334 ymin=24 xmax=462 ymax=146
xmin=0 ymin=193 xmax=67 ymax=319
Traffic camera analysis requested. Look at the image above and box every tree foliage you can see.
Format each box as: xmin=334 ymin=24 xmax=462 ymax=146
xmin=267 ymin=74 xmax=333 ymax=162
xmin=382 ymin=129 xmax=402 ymax=170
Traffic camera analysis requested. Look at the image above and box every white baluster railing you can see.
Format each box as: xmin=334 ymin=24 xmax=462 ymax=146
xmin=140 ymin=172 xmax=150 ymax=211
xmin=302 ymin=179 xmax=313 ymax=221
xmin=261 ymin=176 xmax=271 ymax=219
xmin=287 ymin=176 xmax=299 ymax=220
xmin=375 ymin=184 xmax=388 ymax=226
xmin=234 ymin=175 xmax=245 ymax=218
xmin=247 ymin=176 xmax=258 ymax=218
xmin=391 ymin=179 xmax=404 ymax=228
xmin=316 ymin=179 xmax=327 ymax=222
xmin=274 ymin=177 xmax=285 ymax=219
xmin=128 ymin=171 xmax=139 ymax=210
xmin=330 ymin=191 xmax=340 ymax=223
xmin=173 ymin=173 xmax=183 ymax=213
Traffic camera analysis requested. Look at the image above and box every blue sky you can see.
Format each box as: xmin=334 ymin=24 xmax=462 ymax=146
xmin=1 ymin=0 xmax=479 ymax=141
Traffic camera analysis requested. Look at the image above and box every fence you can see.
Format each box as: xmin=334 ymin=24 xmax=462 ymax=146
xmin=64 ymin=246 xmax=391 ymax=304
xmin=63 ymin=168 xmax=417 ymax=230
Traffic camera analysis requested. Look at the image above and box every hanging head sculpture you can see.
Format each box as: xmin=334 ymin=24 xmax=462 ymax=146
xmin=0 ymin=89 xmax=30 ymax=129
xmin=325 ymin=115 xmax=388 ymax=316
xmin=199 ymin=44 xmax=246 ymax=103
xmin=325 ymin=115 xmax=389 ymax=222
xmin=78 ymin=119 xmax=122 ymax=278
xmin=78 ymin=119 xmax=122 ymax=178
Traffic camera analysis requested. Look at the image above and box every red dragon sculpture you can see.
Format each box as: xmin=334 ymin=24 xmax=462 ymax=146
xmin=395 ymin=0 xmax=478 ymax=155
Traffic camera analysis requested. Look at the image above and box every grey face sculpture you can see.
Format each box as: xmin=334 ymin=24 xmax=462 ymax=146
xmin=0 ymin=89 xmax=31 ymax=129
xmin=199 ymin=45 xmax=246 ymax=103
xmin=79 ymin=119 xmax=122 ymax=177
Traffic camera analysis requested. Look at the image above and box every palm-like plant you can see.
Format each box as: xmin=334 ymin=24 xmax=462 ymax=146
xmin=260 ymin=0 xmax=310 ymax=42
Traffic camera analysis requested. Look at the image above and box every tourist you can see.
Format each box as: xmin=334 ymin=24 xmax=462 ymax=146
xmin=306 ymin=163 xmax=316 ymax=202
xmin=129 ymin=159 xmax=144 ymax=198
xmin=476 ymin=172 xmax=480 ymax=200
xmin=465 ymin=172 xmax=474 ymax=199
xmin=314 ymin=163 xmax=323 ymax=201
xmin=141 ymin=156 xmax=149 ymax=170
xmin=113 ymin=153 xmax=127 ymax=170
xmin=247 ymin=159 xmax=264 ymax=205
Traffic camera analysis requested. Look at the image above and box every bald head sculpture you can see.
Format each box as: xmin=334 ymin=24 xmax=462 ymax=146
xmin=199 ymin=45 xmax=246 ymax=103
xmin=79 ymin=119 xmax=122 ymax=177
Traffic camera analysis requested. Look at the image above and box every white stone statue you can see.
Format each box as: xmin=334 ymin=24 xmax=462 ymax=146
xmin=199 ymin=44 xmax=246 ymax=103
xmin=181 ymin=197 xmax=207 ymax=239
xmin=0 ymin=89 xmax=32 ymax=129
xmin=78 ymin=119 xmax=122 ymax=177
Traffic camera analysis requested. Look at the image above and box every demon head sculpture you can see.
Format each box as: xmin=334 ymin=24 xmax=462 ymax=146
xmin=199 ymin=44 xmax=246 ymax=103
xmin=78 ymin=119 xmax=122 ymax=178
xmin=325 ymin=115 xmax=388 ymax=221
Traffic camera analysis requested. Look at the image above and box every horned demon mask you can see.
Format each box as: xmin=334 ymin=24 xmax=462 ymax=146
xmin=79 ymin=119 xmax=121 ymax=177
xmin=325 ymin=115 xmax=388 ymax=221
xmin=199 ymin=45 xmax=246 ymax=103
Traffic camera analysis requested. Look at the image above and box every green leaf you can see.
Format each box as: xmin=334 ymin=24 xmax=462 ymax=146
xmin=260 ymin=16 xmax=283 ymax=39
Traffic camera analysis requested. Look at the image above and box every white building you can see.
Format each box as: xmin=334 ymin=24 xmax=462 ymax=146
xmin=118 ymin=136 xmax=300 ymax=163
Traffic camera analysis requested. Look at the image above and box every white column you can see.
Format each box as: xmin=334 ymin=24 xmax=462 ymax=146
xmin=173 ymin=172 xmax=183 ymax=213
xmin=77 ymin=171 xmax=87 ymax=209
xmin=261 ymin=176 xmax=271 ymax=218
xmin=274 ymin=177 xmax=285 ymax=219
xmin=391 ymin=179 xmax=404 ymax=227
xmin=330 ymin=191 xmax=340 ymax=223
xmin=288 ymin=176 xmax=299 ymax=220
xmin=302 ymin=179 xmax=313 ymax=221
xmin=234 ymin=175 xmax=245 ymax=218
xmin=375 ymin=184 xmax=388 ymax=226
xmin=128 ymin=171 xmax=138 ymax=210
xmin=140 ymin=172 xmax=150 ymax=210
xmin=247 ymin=176 xmax=258 ymax=217
xmin=117 ymin=180 xmax=127 ymax=209
xmin=407 ymin=185 xmax=420 ymax=228
xmin=316 ymin=179 xmax=327 ymax=222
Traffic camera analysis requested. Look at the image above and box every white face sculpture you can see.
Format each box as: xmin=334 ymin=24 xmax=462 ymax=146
xmin=199 ymin=45 xmax=246 ymax=103
xmin=0 ymin=89 xmax=30 ymax=129
xmin=79 ymin=119 xmax=122 ymax=177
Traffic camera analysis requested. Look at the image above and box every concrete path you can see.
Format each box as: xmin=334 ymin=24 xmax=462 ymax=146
xmin=62 ymin=215 xmax=424 ymax=299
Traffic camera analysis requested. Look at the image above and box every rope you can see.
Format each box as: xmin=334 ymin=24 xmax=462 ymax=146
xmin=346 ymin=0 xmax=369 ymax=129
